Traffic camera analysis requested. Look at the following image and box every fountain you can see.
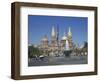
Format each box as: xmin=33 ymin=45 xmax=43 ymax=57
xmin=63 ymin=39 xmax=72 ymax=57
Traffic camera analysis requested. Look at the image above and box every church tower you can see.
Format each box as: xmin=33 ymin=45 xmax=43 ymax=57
xmin=67 ymin=27 xmax=73 ymax=50
xmin=51 ymin=26 xmax=58 ymax=52
xmin=51 ymin=26 xmax=56 ymax=40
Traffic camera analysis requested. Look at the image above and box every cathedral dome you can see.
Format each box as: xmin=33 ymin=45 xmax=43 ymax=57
xmin=62 ymin=36 xmax=67 ymax=40
xmin=42 ymin=35 xmax=48 ymax=41
xmin=61 ymin=32 xmax=67 ymax=40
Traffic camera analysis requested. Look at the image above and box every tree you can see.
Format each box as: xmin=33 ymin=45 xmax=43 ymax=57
xmin=28 ymin=46 xmax=33 ymax=58
xmin=28 ymin=45 xmax=44 ymax=58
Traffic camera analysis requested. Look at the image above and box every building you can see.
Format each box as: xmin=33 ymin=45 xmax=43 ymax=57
xmin=50 ymin=26 xmax=59 ymax=52
xmin=39 ymin=25 xmax=73 ymax=56
xmin=60 ymin=32 xmax=67 ymax=50
xmin=67 ymin=27 xmax=73 ymax=50
xmin=41 ymin=35 xmax=49 ymax=49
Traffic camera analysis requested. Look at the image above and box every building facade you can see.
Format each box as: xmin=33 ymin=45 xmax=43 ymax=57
xmin=39 ymin=26 xmax=73 ymax=56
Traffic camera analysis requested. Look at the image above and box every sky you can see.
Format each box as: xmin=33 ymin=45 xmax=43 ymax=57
xmin=28 ymin=15 xmax=88 ymax=46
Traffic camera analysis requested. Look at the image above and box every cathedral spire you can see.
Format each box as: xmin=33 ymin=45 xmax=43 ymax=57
xmin=57 ymin=25 xmax=59 ymax=41
xmin=68 ymin=27 xmax=72 ymax=37
xmin=51 ymin=26 xmax=56 ymax=38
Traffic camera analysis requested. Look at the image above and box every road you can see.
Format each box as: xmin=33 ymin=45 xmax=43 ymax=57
xmin=28 ymin=55 xmax=87 ymax=66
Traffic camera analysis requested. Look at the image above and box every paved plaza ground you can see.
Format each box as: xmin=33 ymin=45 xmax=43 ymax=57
xmin=28 ymin=55 xmax=87 ymax=66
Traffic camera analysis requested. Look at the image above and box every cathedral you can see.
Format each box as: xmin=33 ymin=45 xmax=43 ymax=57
xmin=39 ymin=26 xmax=73 ymax=56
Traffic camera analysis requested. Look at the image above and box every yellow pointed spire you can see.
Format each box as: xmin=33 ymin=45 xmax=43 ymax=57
xmin=51 ymin=26 xmax=56 ymax=37
xmin=68 ymin=27 xmax=72 ymax=37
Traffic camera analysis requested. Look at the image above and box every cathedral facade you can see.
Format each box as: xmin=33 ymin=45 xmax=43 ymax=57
xmin=39 ymin=26 xmax=73 ymax=56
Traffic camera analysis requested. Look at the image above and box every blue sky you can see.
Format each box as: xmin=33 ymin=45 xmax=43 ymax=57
xmin=28 ymin=15 xmax=88 ymax=46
